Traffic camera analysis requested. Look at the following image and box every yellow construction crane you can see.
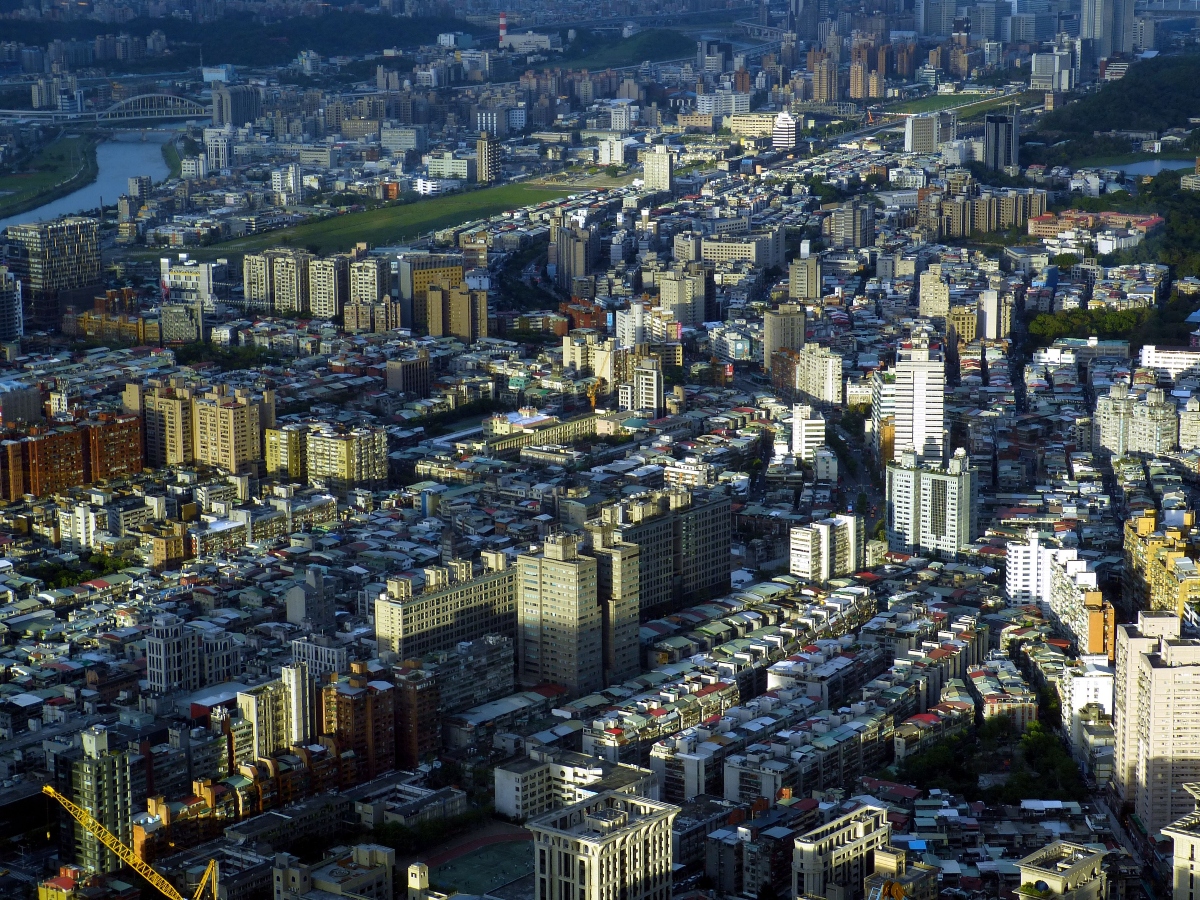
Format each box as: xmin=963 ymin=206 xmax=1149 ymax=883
xmin=42 ymin=785 xmax=219 ymax=900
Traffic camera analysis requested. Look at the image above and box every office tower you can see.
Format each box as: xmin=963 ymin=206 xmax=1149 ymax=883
xmin=424 ymin=284 xmax=489 ymax=342
xmin=791 ymin=403 xmax=826 ymax=461
xmin=887 ymin=447 xmax=978 ymax=559
xmin=236 ymin=680 xmax=291 ymax=760
xmin=124 ymin=381 xmax=194 ymax=468
xmin=516 ymin=534 xmax=602 ymax=695
xmin=763 ymin=304 xmax=806 ymax=371
xmin=70 ymin=727 xmax=146 ymax=874
xmin=555 ymin=224 xmax=599 ymax=291
xmin=212 ymin=83 xmax=261 ymax=127
xmin=983 ymin=109 xmax=1019 ymax=171
xmin=192 ymin=386 xmax=269 ymax=474
xmin=0 ymin=265 xmax=22 ymax=344
xmin=305 ymin=425 xmax=388 ymax=492
xmin=477 ymin=131 xmax=501 ymax=184
xmin=203 ymin=126 xmax=231 ymax=171
xmin=349 ymin=257 xmax=389 ymax=306
xmin=789 ymin=245 xmax=820 ymax=299
xmin=5 ymin=217 xmax=100 ymax=331
xmin=308 ymin=256 xmax=348 ymax=320
xmin=266 ymin=423 xmax=309 ymax=480
xmin=892 ymin=335 xmax=945 ymax=463
xmin=286 ymin=565 xmax=337 ymax=634
xmin=918 ymin=271 xmax=950 ymax=318
xmin=281 ymin=662 xmax=314 ymax=746
xmin=146 ymin=613 xmax=201 ymax=693
xmin=527 ymin=793 xmax=677 ymax=900
xmin=772 ymin=110 xmax=797 ymax=151
xmin=792 ymin=801 xmax=891 ymax=899
xmin=386 ymin=351 xmax=431 ymax=397
xmin=790 ymin=515 xmax=864 ymax=583
xmin=830 ymin=200 xmax=874 ymax=249
xmin=323 ymin=662 xmax=395 ymax=780
xmin=631 ymin=357 xmax=665 ymax=417
xmin=583 ymin=523 xmax=641 ymax=686
xmin=376 ymin=553 xmax=516 ymax=658
xmin=658 ymin=267 xmax=708 ymax=326
xmin=1114 ymin=612 xmax=1200 ymax=834
xmin=643 ymin=144 xmax=673 ymax=193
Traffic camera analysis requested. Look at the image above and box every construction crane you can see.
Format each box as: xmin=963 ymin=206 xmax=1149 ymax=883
xmin=42 ymin=785 xmax=219 ymax=900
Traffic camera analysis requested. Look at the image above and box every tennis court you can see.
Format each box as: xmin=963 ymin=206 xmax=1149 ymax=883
xmin=431 ymin=842 xmax=534 ymax=895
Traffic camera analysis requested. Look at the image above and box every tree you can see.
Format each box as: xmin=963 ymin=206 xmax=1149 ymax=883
xmin=756 ymin=883 xmax=781 ymax=900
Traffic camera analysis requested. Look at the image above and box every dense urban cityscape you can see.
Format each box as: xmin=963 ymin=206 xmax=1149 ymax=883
xmin=3 ymin=0 xmax=1200 ymax=899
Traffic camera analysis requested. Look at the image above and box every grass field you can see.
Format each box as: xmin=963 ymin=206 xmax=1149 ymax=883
xmin=0 ymin=134 xmax=98 ymax=218
xmin=957 ymin=90 xmax=1043 ymax=121
xmin=161 ymin=140 xmax=181 ymax=179
xmin=431 ymin=844 xmax=533 ymax=895
xmin=561 ymin=28 xmax=695 ymax=70
xmin=889 ymin=93 xmax=994 ymax=114
xmin=196 ymin=183 xmax=571 ymax=258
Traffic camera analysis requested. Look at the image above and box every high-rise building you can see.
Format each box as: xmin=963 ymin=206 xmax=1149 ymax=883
xmin=526 ymin=793 xmax=677 ymax=900
xmin=212 ymin=83 xmax=261 ymax=128
xmin=904 ymin=113 xmax=942 ymax=153
xmin=830 ymin=200 xmax=874 ymax=249
xmin=349 ymin=258 xmax=389 ymax=305
xmin=555 ymin=223 xmax=599 ymax=291
xmin=892 ymin=334 xmax=945 ymax=463
xmin=517 ymin=533 xmax=602 ymax=695
xmin=477 ymin=131 xmax=502 ymax=184
xmin=983 ymin=109 xmax=1019 ymax=171
xmin=425 ymin=283 xmax=488 ymax=342
xmin=192 ymin=386 xmax=270 ymax=474
xmin=788 ymin=244 xmax=820 ymax=300
xmin=812 ymin=58 xmax=839 ymax=103
xmin=281 ymin=662 xmax=315 ymax=747
xmin=601 ymin=489 xmax=730 ymax=615
xmin=1114 ymin=612 xmax=1200 ymax=834
xmin=71 ymin=727 xmax=146 ymax=873
xmin=762 ymin=304 xmax=806 ymax=372
xmin=582 ymin=523 xmax=641 ymax=686
xmin=286 ymin=565 xmax=337 ymax=635
xmin=146 ymin=613 xmax=200 ymax=693
xmin=849 ymin=61 xmax=867 ymax=99
xmin=396 ymin=253 xmax=464 ymax=330
xmin=5 ymin=217 xmax=101 ymax=330
xmin=0 ymin=265 xmax=23 ymax=344
xmin=309 ymin=256 xmax=348 ymax=320
xmin=643 ymin=145 xmax=674 ymax=193
xmin=125 ymin=380 xmax=194 ymax=469
xmin=266 ymin=423 xmax=309 ymax=480
xmin=305 ymin=425 xmax=388 ymax=492
xmin=772 ymin=110 xmax=797 ymax=151
xmin=323 ymin=661 xmax=395 ymax=780
xmin=272 ymin=249 xmax=314 ymax=314
xmin=236 ymin=680 xmax=291 ymax=760
xmin=630 ymin=357 xmax=665 ymax=417
xmin=793 ymin=343 xmax=843 ymax=406
xmin=792 ymin=800 xmax=891 ymax=899
xmin=1130 ymin=388 xmax=1179 ymax=454
xmin=375 ymin=553 xmax=516 ymax=658
xmin=886 ymin=447 xmax=978 ymax=559
xmin=918 ymin=271 xmax=950 ymax=318
xmin=791 ymin=403 xmax=826 ymax=461
xmin=790 ymin=515 xmax=864 ymax=583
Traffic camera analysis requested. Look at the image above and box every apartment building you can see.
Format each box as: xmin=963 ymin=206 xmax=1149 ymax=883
xmin=71 ymin=726 xmax=147 ymax=874
xmin=791 ymin=799 xmax=890 ymax=900
xmin=305 ymin=426 xmax=387 ymax=492
xmin=790 ymin=516 xmax=864 ymax=584
xmin=886 ymin=448 xmax=977 ymax=559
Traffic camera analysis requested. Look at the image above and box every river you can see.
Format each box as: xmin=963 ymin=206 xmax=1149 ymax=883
xmin=0 ymin=129 xmax=175 ymax=231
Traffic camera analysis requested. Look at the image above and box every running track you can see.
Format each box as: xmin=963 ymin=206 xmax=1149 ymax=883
xmin=422 ymin=831 xmax=533 ymax=867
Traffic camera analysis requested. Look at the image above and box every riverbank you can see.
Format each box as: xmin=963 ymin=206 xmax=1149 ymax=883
xmin=161 ymin=139 xmax=181 ymax=179
xmin=0 ymin=134 xmax=99 ymax=221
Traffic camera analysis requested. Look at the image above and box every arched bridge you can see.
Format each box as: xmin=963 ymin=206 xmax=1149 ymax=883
xmin=0 ymin=93 xmax=211 ymax=122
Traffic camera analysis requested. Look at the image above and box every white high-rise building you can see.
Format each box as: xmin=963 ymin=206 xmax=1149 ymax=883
xmin=886 ymin=447 xmax=977 ymax=559
xmin=791 ymin=403 xmax=826 ymax=461
xmin=1094 ymin=382 xmax=1134 ymax=456
xmin=1130 ymin=388 xmax=1178 ymax=454
xmin=631 ymin=357 xmax=665 ymax=418
xmin=980 ymin=289 xmax=1002 ymax=339
xmin=772 ymin=110 xmax=797 ymax=150
xmin=892 ymin=334 xmax=945 ymax=463
xmin=792 ymin=800 xmax=891 ymax=900
xmin=281 ymin=662 xmax=314 ymax=746
xmin=643 ymin=144 xmax=673 ymax=193
xmin=794 ymin=343 xmax=843 ymax=406
xmin=1114 ymin=612 xmax=1200 ymax=835
xmin=870 ymin=370 xmax=896 ymax=461
xmin=527 ymin=793 xmax=677 ymax=900
xmin=1181 ymin=396 xmax=1200 ymax=450
xmin=616 ymin=302 xmax=646 ymax=347
xmin=790 ymin=515 xmax=863 ymax=583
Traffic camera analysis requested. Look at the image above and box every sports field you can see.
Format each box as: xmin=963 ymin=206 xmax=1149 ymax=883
xmin=197 ymin=183 xmax=571 ymax=258
xmin=431 ymin=842 xmax=534 ymax=895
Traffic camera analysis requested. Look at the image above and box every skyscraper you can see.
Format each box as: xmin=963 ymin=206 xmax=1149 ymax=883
xmin=886 ymin=447 xmax=978 ymax=559
xmin=789 ymin=244 xmax=821 ymax=300
xmin=71 ymin=727 xmax=146 ymax=874
xmin=309 ymin=256 xmax=348 ymax=320
xmin=984 ymin=109 xmax=1020 ymax=171
xmin=517 ymin=533 xmax=602 ymax=695
xmin=5 ymin=217 xmax=101 ymax=330
xmin=763 ymin=304 xmax=806 ymax=371
xmin=772 ymin=110 xmax=797 ymax=151
xmin=1114 ymin=612 xmax=1200 ymax=834
xmin=0 ymin=265 xmax=22 ymax=344
xmin=477 ymin=131 xmax=501 ymax=184
xmin=830 ymin=200 xmax=874 ymax=249
xmin=583 ymin=523 xmax=641 ymax=686
xmin=643 ymin=144 xmax=673 ymax=192
xmin=892 ymin=334 xmax=945 ymax=463
xmin=631 ymin=357 xmax=665 ymax=417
